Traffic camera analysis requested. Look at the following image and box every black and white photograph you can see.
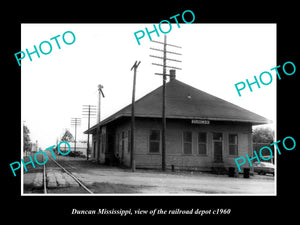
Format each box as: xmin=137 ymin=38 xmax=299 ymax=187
xmin=20 ymin=23 xmax=276 ymax=195
xmin=5 ymin=4 xmax=298 ymax=221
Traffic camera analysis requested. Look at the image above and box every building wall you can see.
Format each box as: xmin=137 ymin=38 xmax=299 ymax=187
xmin=91 ymin=126 xmax=107 ymax=163
xmin=91 ymin=133 xmax=98 ymax=161
xmin=109 ymin=117 xmax=253 ymax=171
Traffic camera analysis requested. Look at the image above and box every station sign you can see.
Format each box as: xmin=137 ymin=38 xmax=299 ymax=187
xmin=191 ymin=119 xmax=210 ymax=125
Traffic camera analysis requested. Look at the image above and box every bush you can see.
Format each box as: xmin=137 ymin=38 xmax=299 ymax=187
xmin=68 ymin=151 xmax=83 ymax=157
xmin=253 ymin=126 xmax=274 ymax=143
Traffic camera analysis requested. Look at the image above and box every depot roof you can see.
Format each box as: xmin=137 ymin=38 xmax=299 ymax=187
xmin=84 ymin=78 xmax=271 ymax=134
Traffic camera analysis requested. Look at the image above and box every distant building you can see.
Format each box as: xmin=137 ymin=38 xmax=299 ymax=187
xmin=85 ymin=72 xmax=270 ymax=172
xmin=31 ymin=141 xmax=38 ymax=153
xmin=58 ymin=140 xmax=88 ymax=156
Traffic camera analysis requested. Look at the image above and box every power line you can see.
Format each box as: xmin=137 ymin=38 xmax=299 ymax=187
xmin=70 ymin=118 xmax=81 ymax=153
xmin=82 ymin=105 xmax=97 ymax=160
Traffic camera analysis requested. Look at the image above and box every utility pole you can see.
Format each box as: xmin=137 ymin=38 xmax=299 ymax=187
xmin=150 ymin=35 xmax=182 ymax=171
xmin=82 ymin=105 xmax=97 ymax=160
xmin=96 ymin=84 xmax=105 ymax=163
xmin=97 ymin=84 xmax=105 ymax=123
xmin=71 ymin=118 xmax=81 ymax=153
xmin=130 ymin=60 xmax=141 ymax=172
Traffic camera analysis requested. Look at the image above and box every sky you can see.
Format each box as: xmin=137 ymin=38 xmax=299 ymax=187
xmin=21 ymin=23 xmax=276 ymax=149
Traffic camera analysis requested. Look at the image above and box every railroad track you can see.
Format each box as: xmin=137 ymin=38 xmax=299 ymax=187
xmin=43 ymin=154 xmax=93 ymax=194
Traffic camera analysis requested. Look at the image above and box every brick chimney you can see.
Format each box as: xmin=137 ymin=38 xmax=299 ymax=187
xmin=169 ymin=69 xmax=176 ymax=81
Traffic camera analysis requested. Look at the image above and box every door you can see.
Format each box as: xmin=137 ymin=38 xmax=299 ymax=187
xmin=213 ymin=133 xmax=223 ymax=162
xmin=93 ymin=140 xmax=96 ymax=159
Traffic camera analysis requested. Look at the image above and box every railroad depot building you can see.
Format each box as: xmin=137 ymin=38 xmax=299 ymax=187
xmin=84 ymin=72 xmax=270 ymax=172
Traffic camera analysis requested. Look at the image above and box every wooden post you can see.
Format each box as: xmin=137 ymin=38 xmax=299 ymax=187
xmin=82 ymin=105 xmax=96 ymax=160
xmin=149 ymin=35 xmax=182 ymax=171
xmin=87 ymin=106 xmax=90 ymax=160
xmin=162 ymin=35 xmax=167 ymax=171
xmin=71 ymin=118 xmax=81 ymax=154
xmin=130 ymin=61 xmax=141 ymax=172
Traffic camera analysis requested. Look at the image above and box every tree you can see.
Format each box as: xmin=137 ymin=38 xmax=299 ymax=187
xmin=61 ymin=129 xmax=74 ymax=142
xmin=23 ymin=125 xmax=32 ymax=153
xmin=58 ymin=129 xmax=74 ymax=155
xmin=253 ymin=126 xmax=274 ymax=143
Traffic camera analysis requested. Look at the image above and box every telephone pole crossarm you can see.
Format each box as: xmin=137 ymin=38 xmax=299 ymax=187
xmin=152 ymin=63 xmax=182 ymax=70
xmin=150 ymin=55 xmax=182 ymax=63
xmin=150 ymin=47 xmax=182 ymax=55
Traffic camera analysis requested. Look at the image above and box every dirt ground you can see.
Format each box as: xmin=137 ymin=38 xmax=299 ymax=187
xmin=23 ymin=154 xmax=275 ymax=195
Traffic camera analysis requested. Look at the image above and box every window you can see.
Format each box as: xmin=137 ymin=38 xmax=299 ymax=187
xmin=116 ymin=133 xmax=120 ymax=154
xmin=149 ymin=130 xmax=160 ymax=153
xmin=213 ymin=132 xmax=223 ymax=141
xmin=198 ymin=132 xmax=207 ymax=155
xmin=121 ymin=131 xmax=125 ymax=153
xmin=93 ymin=141 xmax=96 ymax=158
xmin=183 ymin=131 xmax=192 ymax=154
xmin=229 ymin=134 xmax=238 ymax=155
